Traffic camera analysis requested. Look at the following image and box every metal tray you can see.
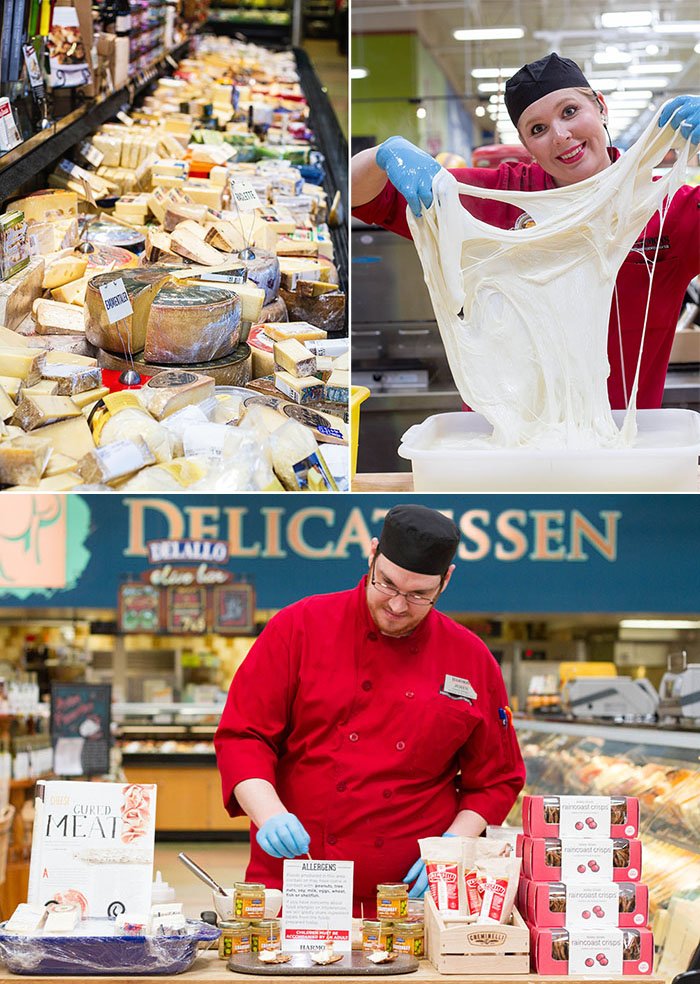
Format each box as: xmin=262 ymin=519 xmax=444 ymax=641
xmin=228 ymin=952 xmax=419 ymax=976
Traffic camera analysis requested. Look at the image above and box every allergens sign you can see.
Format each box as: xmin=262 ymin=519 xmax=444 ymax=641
xmin=282 ymin=859 xmax=353 ymax=952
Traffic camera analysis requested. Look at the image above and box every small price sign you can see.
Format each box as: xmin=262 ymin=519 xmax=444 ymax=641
xmin=98 ymin=278 xmax=133 ymax=324
xmin=230 ymin=180 xmax=262 ymax=211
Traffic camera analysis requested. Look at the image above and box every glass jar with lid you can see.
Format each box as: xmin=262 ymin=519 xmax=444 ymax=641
xmin=362 ymin=919 xmax=393 ymax=952
xmin=234 ymin=882 xmax=266 ymax=920
xmin=392 ymin=920 xmax=424 ymax=957
xmin=376 ymin=883 xmax=408 ymax=919
xmin=218 ymin=921 xmax=251 ymax=958
xmin=250 ymin=918 xmax=281 ymax=952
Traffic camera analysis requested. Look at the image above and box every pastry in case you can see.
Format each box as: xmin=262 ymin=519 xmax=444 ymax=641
xmin=522 ymin=795 xmax=639 ymax=839
xmin=522 ymin=837 xmax=642 ymax=882
xmin=530 ymin=926 xmax=653 ymax=975
xmin=523 ymin=879 xmax=649 ymax=928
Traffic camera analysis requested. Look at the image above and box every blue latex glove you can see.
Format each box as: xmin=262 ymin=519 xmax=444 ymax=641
xmin=257 ymin=813 xmax=310 ymax=859
xmin=403 ymin=833 xmax=457 ymax=899
xmin=659 ymin=95 xmax=700 ymax=145
xmin=376 ymin=136 xmax=441 ymax=218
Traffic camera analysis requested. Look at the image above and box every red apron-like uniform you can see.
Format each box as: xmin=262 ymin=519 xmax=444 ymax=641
xmin=352 ymin=153 xmax=700 ymax=410
xmin=215 ymin=578 xmax=525 ymax=915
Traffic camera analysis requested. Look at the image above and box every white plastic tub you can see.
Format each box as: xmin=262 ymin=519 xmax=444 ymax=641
xmin=398 ymin=409 xmax=700 ymax=492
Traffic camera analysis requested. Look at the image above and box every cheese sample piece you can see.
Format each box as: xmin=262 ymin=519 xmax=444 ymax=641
xmin=170 ymin=228 xmax=223 ymax=266
xmin=0 ymin=375 xmax=21 ymax=399
xmin=42 ymin=254 xmax=88 ymax=290
xmin=33 ymin=299 xmax=86 ymax=335
xmin=273 ymin=337 xmax=316 ymax=377
xmin=325 ymin=369 xmax=349 ymax=403
xmin=72 ymin=386 xmax=109 ymax=409
xmin=85 ymin=268 xmax=175 ymax=354
xmin=0 ymin=347 xmax=45 ymax=384
xmin=10 ymin=190 xmax=78 ymax=222
xmin=143 ymin=282 xmax=241 ymax=364
xmin=77 ymin=437 xmax=155 ymax=484
xmin=42 ymin=364 xmax=103 ymax=395
xmin=138 ymin=370 xmax=216 ymax=420
xmin=0 ymin=440 xmax=51 ymax=487
xmin=274 ymin=371 xmax=324 ymax=405
xmin=19 ymin=415 xmax=95 ymax=459
xmin=0 ymin=383 xmax=15 ymax=420
xmin=11 ymin=394 xmax=82 ymax=430
xmin=264 ymin=322 xmax=327 ymax=343
xmin=51 ymin=274 xmax=93 ymax=306
xmin=44 ymin=350 xmax=98 ymax=368
xmin=0 ymin=258 xmax=45 ymax=331
xmin=22 ymin=380 xmax=60 ymax=397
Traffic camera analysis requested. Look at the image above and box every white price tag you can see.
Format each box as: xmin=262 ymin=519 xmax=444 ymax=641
xmin=230 ymin=180 xmax=262 ymax=211
xmin=80 ymin=141 xmax=104 ymax=168
xmin=98 ymin=279 xmax=133 ymax=324
xmin=80 ymin=178 xmax=97 ymax=206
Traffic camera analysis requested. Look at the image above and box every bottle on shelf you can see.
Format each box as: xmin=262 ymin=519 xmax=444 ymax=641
xmin=115 ymin=0 xmax=132 ymax=36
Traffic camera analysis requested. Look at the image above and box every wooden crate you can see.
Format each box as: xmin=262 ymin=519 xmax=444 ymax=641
xmin=425 ymin=894 xmax=530 ymax=975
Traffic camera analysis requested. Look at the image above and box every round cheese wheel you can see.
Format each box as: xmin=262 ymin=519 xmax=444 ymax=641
xmin=97 ymin=343 xmax=252 ymax=386
xmin=84 ymin=245 xmax=138 ymax=272
xmin=85 ymin=267 xmax=176 ymax=355
xmin=259 ymin=296 xmax=287 ymax=323
xmin=237 ymin=249 xmax=280 ymax=304
xmin=279 ymin=287 xmax=344 ymax=333
xmin=83 ymin=220 xmax=145 ymax=253
xmin=143 ymin=282 xmax=242 ymax=364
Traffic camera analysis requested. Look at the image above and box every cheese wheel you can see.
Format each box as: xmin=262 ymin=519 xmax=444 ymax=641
xmin=84 ymin=244 xmax=138 ymax=272
xmin=97 ymin=343 xmax=252 ymax=386
xmin=259 ymin=296 xmax=287 ymax=324
xmin=84 ymin=220 xmax=145 ymax=253
xmin=279 ymin=287 xmax=345 ymax=334
xmin=143 ymin=282 xmax=242 ymax=364
xmin=236 ymin=249 xmax=281 ymax=305
xmin=85 ymin=267 xmax=175 ymax=354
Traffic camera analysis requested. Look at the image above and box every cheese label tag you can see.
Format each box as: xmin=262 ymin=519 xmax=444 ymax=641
xmin=441 ymin=674 xmax=477 ymax=702
xmin=230 ymin=180 xmax=262 ymax=211
xmin=80 ymin=141 xmax=104 ymax=168
xmin=99 ymin=279 xmax=133 ymax=324
xmin=80 ymin=178 xmax=97 ymax=206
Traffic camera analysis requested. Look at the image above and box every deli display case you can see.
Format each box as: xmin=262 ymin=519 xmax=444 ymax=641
xmin=511 ymin=717 xmax=700 ymax=978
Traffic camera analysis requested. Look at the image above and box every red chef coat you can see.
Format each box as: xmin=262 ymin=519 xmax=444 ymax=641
xmin=352 ymin=152 xmax=700 ymax=410
xmin=215 ymin=578 xmax=525 ymax=915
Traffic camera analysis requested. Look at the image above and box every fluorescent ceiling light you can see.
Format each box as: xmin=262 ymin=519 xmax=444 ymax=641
xmin=601 ymin=11 xmax=653 ymax=28
xmin=645 ymin=43 xmax=660 ymax=55
xmin=454 ymin=28 xmax=524 ymax=41
xmin=471 ymin=67 xmax=517 ymax=78
xmin=634 ymin=61 xmax=682 ymax=73
xmin=351 ymin=68 xmax=368 ymax=79
xmin=621 ymin=76 xmax=669 ymax=88
xmin=477 ymin=83 xmax=501 ymax=93
xmin=607 ymin=89 xmax=653 ymax=101
xmin=594 ymin=47 xmax=632 ymax=64
xmin=475 ymin=105 xmax=486 ymax=117
xmin=654 ymin=21 xmax=700 ymax=34
xmin=416 ymin=106 xmax=427 ymax=119
xmin=619 ymin=619 xmax=700 ymax=629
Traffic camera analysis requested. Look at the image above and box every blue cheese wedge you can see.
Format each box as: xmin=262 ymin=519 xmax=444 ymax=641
xmin=274 ymin=371 xmax=324 ymax=405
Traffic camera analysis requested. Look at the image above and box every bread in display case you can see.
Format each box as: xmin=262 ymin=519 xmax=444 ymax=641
xmin=510 ymin=718 xmax=700 ymax=974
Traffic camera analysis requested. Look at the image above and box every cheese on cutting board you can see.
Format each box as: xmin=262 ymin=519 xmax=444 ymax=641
xmin=33 ymin=299 xmax=86 ymax=335
xmin=274 ymin=371 xmax=324 ymax=405
xmin=0 ymin=440 xmax=51 ymax=487
xmin=11 ymin=394 xmax=82 ymax=430
xmin=143 ymin=282 xmax=241 ymax=364
xmin=0 ymin=258 xmax=45 ymax=331
xmin=85 ymin=268 xmax=175 ymax=354
xmin=273 ymin=337 xmax=316 ymax=377
xmin=139 ymin=370 xmax=216 ymax=420
xmin=42 ymin=254 xmax=88 ymax=290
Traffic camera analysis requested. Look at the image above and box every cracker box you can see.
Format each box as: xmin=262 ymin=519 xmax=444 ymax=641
xmin=530 ymin=926 xmax=653 ymax=975
xmin=522 ymin=837 xmax=642 ymax=883
xmin=522 ymin=795 xmax=639 ymax=839
xmin=523 ymin=879 xmax=649 ymax=928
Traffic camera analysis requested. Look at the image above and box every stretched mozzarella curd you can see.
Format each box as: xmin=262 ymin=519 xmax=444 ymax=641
xmin=407 ymin=106 xmax=691 ymax=449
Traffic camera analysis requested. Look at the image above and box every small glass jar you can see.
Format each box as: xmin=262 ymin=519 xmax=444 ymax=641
xmin=234 ymin=882 xmax=266 ymax=920
xmin=362 ymin=919 xmax=393 ymax=952
xmin=250 ymin=918 xmax=281 ymax=952
xmin=376 ymin=883 xmax=408 ymax=919
xmin=392 ymin=920 xmax=424 ymax=958
xmin=218 ymin=921 xmax=251 ymax=959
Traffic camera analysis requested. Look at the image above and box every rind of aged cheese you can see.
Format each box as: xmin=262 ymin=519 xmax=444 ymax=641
xmin=0 ymin=440 xmax=51 ymax=487
xmin=11 ymin=394 xmax=82 ymax=430
xmin=264 ymin=322 xmax=327 ymax=343
xmin=33 ymin=299 xmax=87 ymax=335
xmin=0 ymin=258 xmax=45 ymax=331
xmin=273 ymin=337 xmax=316 ymax=378
xmin=274 ymin=370 xmax=324 ymax=405
xmin=138 ymin=370 xmax=216 ymax=420
xmin=85 ymin=267 xmax=175 ymax=355
xmin=143 ymin=282 xmax=241 ymax=365
xmin=41 ymin=364 xmax=103 ymax=395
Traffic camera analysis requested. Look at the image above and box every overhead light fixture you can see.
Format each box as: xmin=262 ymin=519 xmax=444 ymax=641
xmin=475 ymin=105 xmax=486 ymax=117
xmin=608 ymin=89 xmax=653 ymax=100
xmin=621 ymin=76 xmax=669 ymax=88
xmin=471 ymin=67 xmax=518 ymax=78
xmin=477 ymin=82 xmax=501 ymax=93
xmin=416 ymin=106 xmax=427 ymax=119
xmin=454 ymin=28 xmax=524 ymax=41
xmin=594 ymin=47 xmax=632 ymax=65
xmin=600 ymin=11 xmax=653 ymax=28
xmin=351 ymin=68 xmax=369 ymax=79
xmin=634 ymin=61 xmax=683 ymax=73
xmin=655 ymin=20 xmax=700 ymax=34
xmin=696 ymin=42 xmax=700 ymax=53
xmin=645 ymin=43 xmax=660 ymax=55
xmin=586 ymin=77 xmax=620 ymax=91
xmin=619 ymin=619 xmax=700 ymax=629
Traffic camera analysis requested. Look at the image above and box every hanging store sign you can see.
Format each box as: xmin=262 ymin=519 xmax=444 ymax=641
xmin=0 ymin=495 xmax=697 ymax=615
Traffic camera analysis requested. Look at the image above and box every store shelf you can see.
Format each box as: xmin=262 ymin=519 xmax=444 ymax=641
xmin=514 ymin=715 xmax=700 ymax=750
xmin=0 ymin=41 xmax=191 ymax=204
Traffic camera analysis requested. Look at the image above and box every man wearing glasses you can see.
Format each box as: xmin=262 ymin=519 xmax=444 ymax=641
xmin=215 ymin=504 xmax=524 ymax=916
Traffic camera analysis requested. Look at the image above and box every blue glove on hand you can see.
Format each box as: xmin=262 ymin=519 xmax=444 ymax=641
xmin=257 ymin=813 xmax=310 ymax=859
xmin=659 ymin=95 xmax=700 ymax=145
xmin=376 ymin=136 xmax=441 ymax=218
xmin=403 ymin=833 xmax=457 ymax=899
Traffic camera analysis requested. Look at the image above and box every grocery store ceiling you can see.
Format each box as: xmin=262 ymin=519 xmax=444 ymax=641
xmin=352 ymin=0 xmax=700 ymax=143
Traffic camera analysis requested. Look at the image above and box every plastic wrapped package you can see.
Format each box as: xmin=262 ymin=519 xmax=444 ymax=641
xmin=115 ymin=459 xmax=207 ymax=491
xmin=161 ymin=405 xmax=210 ymax=457
xmin=0 ymin=918 xmax=220 ymax=976
xmin=142 ymin=284 xmax=242 ymax=365
xmin=279 ymin=287 xmax=345 ymax=333
xmin=97 ymin=408 xmax=175 ymax=464
xmin=268 ymin=418 xmax=337 ymax=491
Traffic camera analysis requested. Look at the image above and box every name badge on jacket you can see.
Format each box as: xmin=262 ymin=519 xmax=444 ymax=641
xmin=440 ymin=674 xmax=478 ymax=703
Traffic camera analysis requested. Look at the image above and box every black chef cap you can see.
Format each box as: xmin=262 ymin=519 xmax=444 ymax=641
xmin=377 ymin=504 xmax=460 ymax=576
xmin=505 ymin=53 xmax=591 ymax=126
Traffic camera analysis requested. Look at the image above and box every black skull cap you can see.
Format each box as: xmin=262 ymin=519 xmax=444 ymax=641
xmin=377 ymin=504 xmax=460 ymax=576
xmin=505 ymin=52 xmax=591 ymax=126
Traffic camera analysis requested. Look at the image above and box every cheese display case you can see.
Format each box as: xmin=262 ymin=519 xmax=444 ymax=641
xmin=510 ymin=717 xmax=700 ymax=973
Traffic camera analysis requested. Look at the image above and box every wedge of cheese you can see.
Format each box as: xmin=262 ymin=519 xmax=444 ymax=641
xmin=144 ymin=230 xmax=178 ymax=264
xmin=0 ymin=439 xmax=51 ymax=487
xmin=44 ymin=350 xmax=98 ymax=368
xmin=139 ymin=370 xmax=216 ymax=420
xmin=8 ymin=471 xmax=83 ymax=491
xmin=170 ymin=227 xmax=223 ymax=266
xmin=21 ymin=380 xmax=60 ymax=397
xmin=0 ymin=325 xmax=27 ymax=348
xmin=42 ymin=253 xmax=88 ymax=290
xmin=71 ymin=386 xmax=109 ymax=409
xmin=19 ymin=415 xmax=95 ymax=459
xmin=325 ymin=369 xmax=349 ymax=404
xmin=264 ymin=322 xmax=327 ymax=343
xmin=0 ymin=375 xmax=21 ymax=399
xmin=33 ymin=299 xmax=86 ymax=335
xmin=0 ymin=347 xmax=45 ymax=384
xmin=44 ymin=451 xmax=79 ymax=476
xmin=11 ymin=394 xmax=82 ymax=430
xmin=11 ymin=189 xmax=78 ymax=222
xmin=190 ymin=278 xmax=265 ymax=324
xmin=273 ymin=337 xmax=317 ymax=378
xmin=41 ymin=364 xmax=103 ymax=395
xmin=0 ymin=383 xmax=15 ymax=421
xmin=51 ymin=274 xmax=93 ymax=306
xmin=274 ymin=371 xmax=324 ymax=405
xmin=0 ymin=258 xmax=45 ymax=331
xmin=77 ymin=437 xmax=155 ymax=485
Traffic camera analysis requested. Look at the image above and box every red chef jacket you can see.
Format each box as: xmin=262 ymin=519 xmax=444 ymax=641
xmin=215 ymin=578 xmax=525 ymax=915
xmin=352 ymin=152 xmax=700 ymax=410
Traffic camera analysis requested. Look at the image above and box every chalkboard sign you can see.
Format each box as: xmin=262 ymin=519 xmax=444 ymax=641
xmin=118 ymin=582 xmax=161 ymax=633
xmin=212 ymin=583 xmax=255 ymax=634
xmin=50 ymin=683 xmax=112 ymax=777
xmin=165 ymin=585 xmax=207 ymax=634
